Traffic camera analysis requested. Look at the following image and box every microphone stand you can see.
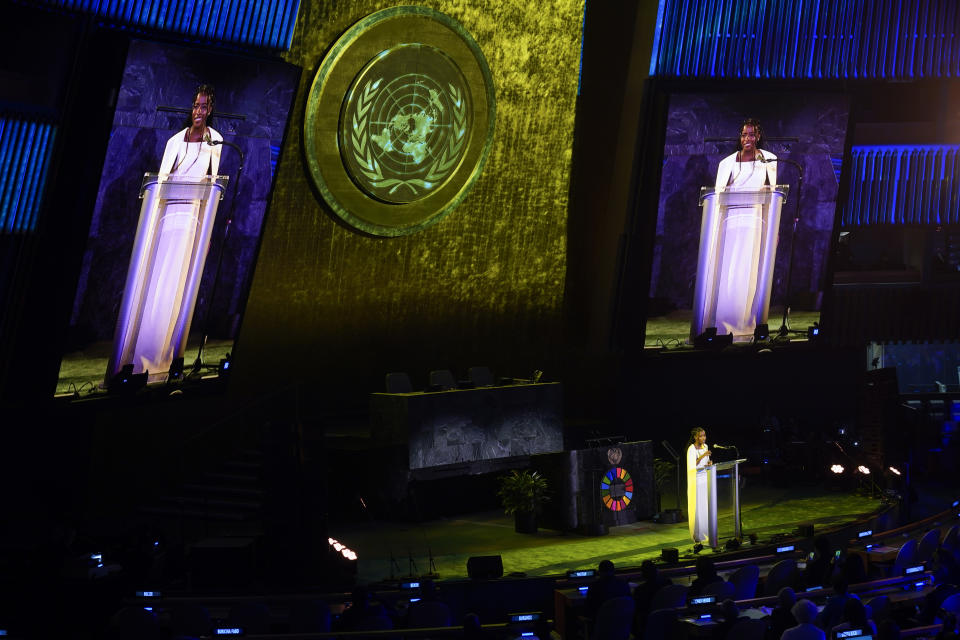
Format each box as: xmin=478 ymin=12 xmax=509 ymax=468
xmin=193 ymin=138 xmax=244 ymax=374
xmin=760 ymin=156 xmax=805 ymax=339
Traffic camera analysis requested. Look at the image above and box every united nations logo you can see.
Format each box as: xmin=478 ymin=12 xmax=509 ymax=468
xmin=340 ymin=45 xmax=471 ymax=203
xmin=607 ymin=447 xmax=623 ymax=466
xmin=304 ymin=7 xmax=496 ymax=236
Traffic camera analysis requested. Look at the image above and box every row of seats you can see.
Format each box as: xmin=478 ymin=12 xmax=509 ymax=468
xmin=386 ymin=367 xmax=495 ymax=393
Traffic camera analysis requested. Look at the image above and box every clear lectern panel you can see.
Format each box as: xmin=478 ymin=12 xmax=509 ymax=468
xmin=690 ymin=186 xmax=788 ymax=342
xmin=105 ymin=173 xmax=228 ymax=385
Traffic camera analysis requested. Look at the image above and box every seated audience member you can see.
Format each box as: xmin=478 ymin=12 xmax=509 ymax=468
xmin=633 ymin=559 xmax=672 ymax=633
xmin=689 ymin=556 xmax=723 ymax=597
xmin=937 ymin=613 xmax=960 ymax=640
xmin=814 ymin=574 xmax=854 ymax=631
xmin=713 ymin=599 xmax=746 ymax=639
xmin=767 ymin=587 xmax=797 ymax=640
xmin=335 ymin=586 xmax=392 ymax=631
xmin=405 ymin=579 xmax=452 ymax=628
xmin=803 ymin=536 xmax=835 ymax=589
xmin=781 ymin=599 xmax=826 ymax=640
xmin=830 ymin=598 xmax=877 ymax=637
xmin=584 ymin=559 xmax=630 ymax=620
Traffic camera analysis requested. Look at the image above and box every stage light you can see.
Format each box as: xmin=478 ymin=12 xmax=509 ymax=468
xmin=857 ymin=465 xmax=870 ymax=475
xmin=888 ymin=466 xmax=901 ymax=476
xmin=694 ymin=327 xmax=733 ymax=349
xmin=327 ymin=537 xmax=358 ymax=561
xmin=831 ymin=464 xmax=845 ymax=474
xmin=753 ymin=323 xmax=769 ymax=342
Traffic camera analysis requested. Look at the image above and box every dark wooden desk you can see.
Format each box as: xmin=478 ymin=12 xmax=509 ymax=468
xmin=371 ymin=382 xmax=563 ymax=470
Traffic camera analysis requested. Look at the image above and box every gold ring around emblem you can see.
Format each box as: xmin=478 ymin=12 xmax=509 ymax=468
xmin=304 ymin=6 xmax=496 ymax=236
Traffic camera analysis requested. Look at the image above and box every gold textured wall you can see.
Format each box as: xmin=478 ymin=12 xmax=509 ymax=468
xmin=233 ymin=0 xmax=584 ymax=405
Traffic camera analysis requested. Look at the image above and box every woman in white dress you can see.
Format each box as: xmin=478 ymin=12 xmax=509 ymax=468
xmin=131 ymin=85 xmax=223 ymax=377
xmin=686 ymin=427 xmax=712 ymax=545
xmin=713 ymin=119 xmax=777 ymax=338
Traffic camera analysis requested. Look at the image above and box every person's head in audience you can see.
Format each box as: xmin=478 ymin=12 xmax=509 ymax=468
xmin=695 ymin=556 xmax=716 ymax=579
xmin=813 ymin=535 xmax=832 ymax=558
xmin=777 ymin=586 xmax=796 ymax=610
xmin=877 ymin=619 xmax=901 ymax=640
xmin=641 ymin=559 xmax=658 ymax=582
xmin=791 ymin=599 xmax=818 ymax=625
xmin=841 ymin=597 xmax=868 ymax=628
xmin=598 ymin=559 xmax=615 ymax=576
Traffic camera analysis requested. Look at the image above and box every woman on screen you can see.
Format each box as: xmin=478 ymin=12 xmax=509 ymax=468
xmin=130 ymin=85 xmax=223 ymax=376
xmin=711 ymin=118 xmax=777 ymax=337
xmin=686 ymin=427 xmax=712 ymax=546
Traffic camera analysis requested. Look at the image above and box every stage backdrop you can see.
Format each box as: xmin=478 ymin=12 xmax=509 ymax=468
xmin=646 ymin=91 xmax=849 ymax=342
xmin=230 ymin=0 xmax=584 ymax=406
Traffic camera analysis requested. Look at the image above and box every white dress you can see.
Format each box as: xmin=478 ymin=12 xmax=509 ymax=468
xmin=713 ymin=150 xmax=777 ymax=337
xmin=686 ymin=443 xmax=710 ymax=544
xmin=130 ymin=127 xmax=222 ymax=376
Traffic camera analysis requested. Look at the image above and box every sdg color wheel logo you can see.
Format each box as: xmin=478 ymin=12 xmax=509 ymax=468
xmin=304 ymin=6 xmax=496 ymax=236
xmin=601 ymin=467 xmax=634 ymax=512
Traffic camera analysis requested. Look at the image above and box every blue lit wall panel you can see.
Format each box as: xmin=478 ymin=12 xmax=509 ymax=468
xmin=0 ymin=118 xmax=56 ymax=235
xmin=651 ymin=0 xmax=960 ymax=79
xmin=40 ymin=0 xmax=300 ymax=50
xmin=843 ymin=146 xmax=960 ymax=226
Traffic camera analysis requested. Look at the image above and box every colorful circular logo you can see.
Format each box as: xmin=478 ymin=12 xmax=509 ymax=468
xmin=601 ymin=467 xmax=634 ymax=511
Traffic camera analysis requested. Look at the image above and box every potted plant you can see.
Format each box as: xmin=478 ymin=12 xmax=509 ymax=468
xmin=498 ymin=469 xmax=549 ymax=534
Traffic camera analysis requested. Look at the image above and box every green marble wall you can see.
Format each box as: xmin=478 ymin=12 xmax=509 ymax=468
xmin=234 ymin=0 xmax=583 ymax=405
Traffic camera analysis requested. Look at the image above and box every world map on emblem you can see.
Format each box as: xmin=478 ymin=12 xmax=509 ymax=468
xmin=339 ymin=44 xmax=472 ymax=204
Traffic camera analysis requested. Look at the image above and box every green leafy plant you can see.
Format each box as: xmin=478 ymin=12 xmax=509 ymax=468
xmin=497 ymin=469 xmax=550 ymax=515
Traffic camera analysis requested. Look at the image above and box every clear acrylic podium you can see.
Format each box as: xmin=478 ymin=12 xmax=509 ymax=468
xmin=702 ymin=458 xmax=747 ymax=547
xmin=690 ymin=186 xmax=789 ymax=342
xmin=105 ymin=173 xmax=228 ymax=385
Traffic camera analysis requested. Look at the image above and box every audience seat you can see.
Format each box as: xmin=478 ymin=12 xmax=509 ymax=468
xmin=428 ymin=369 xmax=456 ymax=391
xmin=764 ymin=559 xmax=797 ymax=596
xmin=729 ymin=563 xmax=760 ymax=600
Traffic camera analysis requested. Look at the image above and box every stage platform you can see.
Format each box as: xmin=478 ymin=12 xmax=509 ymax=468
xmin=330 ymin=483 xmax=886 ymax=585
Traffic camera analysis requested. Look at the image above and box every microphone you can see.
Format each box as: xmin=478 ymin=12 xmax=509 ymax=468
xmin=711 ymin=444 xmax=734 ymax=450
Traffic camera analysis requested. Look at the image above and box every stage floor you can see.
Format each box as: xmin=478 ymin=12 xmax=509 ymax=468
xmin=330 ymin=483 xmax=881 ymax=585
xmin=645 ymin=308 xmax=821 ymax=348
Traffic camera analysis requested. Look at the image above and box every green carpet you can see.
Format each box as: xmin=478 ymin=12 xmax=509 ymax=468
xmin=645 ymin=309 xmax=821 ymax=348
xmin=54 ymin=338 xmax=234 ymax=396
xmin=331 ymin=484 xmax=879 ymax=584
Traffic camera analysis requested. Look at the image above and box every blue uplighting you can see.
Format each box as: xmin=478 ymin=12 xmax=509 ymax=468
xmin=843 ymin=145 xmax=960 ymax=227
xmin=0 ymin=118 xmax=57 ymax=235
xmin=40 ymin=0 xmax=300 ymax=51
xmin=650 ymin=0 xmax=960 ymax=80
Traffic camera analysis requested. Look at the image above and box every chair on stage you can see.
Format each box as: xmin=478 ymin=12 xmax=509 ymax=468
xmin=649 ymin=583 xmax=689 ymax=610
xmin=385 ymin=371 xmax=414 ymax=393
xmin=723 ymin=617 xmax=767 ymax=640
xmin=581 ymin=596 xmax=634 ymax=640
xmin=468 ymin=366 xmax=494 ymax=387
xmin=763 ymin=559 xmax=797 ymax=596
xmin=916 ymin=529 xmax=942 ymax=565
xmin=428 ymin=369 xmax=457 ymax=391
xmin=729 ymin=564 xmax=760 ymax=600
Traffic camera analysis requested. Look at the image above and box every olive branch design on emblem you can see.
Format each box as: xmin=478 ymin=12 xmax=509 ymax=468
xmin=351 ymin=78 xmax=385 ymax=183
xmin=349 ymin=78 xmax=468 ymax=196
